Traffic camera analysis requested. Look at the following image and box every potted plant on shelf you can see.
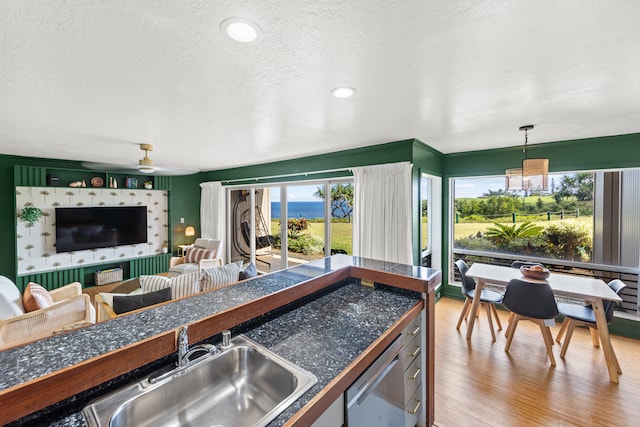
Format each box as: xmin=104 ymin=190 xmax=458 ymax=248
xmin=144 ymin=181 xmax=153 ymax=189
xmin=20 ymin=206 xmax=43 ymax=224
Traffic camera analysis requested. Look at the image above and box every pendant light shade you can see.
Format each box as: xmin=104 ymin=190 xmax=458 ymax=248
xmin=505 ymin=125 xmax=549 ymax=191
xmin=505 ymin=168 xmax=527 ymax=190
xmin=522 ymin=158 xmax=549 ymax=191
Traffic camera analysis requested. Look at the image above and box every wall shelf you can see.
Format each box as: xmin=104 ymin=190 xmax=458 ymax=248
xmin=15 ymin=165 xmax=169 ymax=190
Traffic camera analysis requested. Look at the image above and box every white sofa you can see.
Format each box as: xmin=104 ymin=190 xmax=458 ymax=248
xmin=169 ymin=238 xmax=223 ymax=276
xmin=0 ymin=276 xmax=94 ymax=349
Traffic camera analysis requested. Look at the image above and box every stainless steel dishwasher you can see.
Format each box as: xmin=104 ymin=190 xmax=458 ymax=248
xmin=346 ymin=336 xmax=405 ymax=426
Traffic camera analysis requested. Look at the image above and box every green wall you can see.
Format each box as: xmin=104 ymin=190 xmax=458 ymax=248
xmin=444 ymin=132 xmax=640 ymax=177
xmin=204 ymin=139 xmax=418 ymax=183
xmin=0 ymin=155 xmax=85 ymax=281
xmin=170 ymin=173 xmax=207 ymax=252
xmin=411 ymin=141 xmax=445 ymax=264
xmin=0 ymin=153 xmax=202 ymax=282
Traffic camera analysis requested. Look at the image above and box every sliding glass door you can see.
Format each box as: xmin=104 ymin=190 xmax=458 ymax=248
xmin=228 ymin=179 xmax=353 ymax=272
xmin=285 ymin=184 xmax=326 ymax=268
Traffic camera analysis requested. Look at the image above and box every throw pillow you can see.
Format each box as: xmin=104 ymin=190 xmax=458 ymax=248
xmin=140 ymin=275 xmax=171 ymax=293
xmin=112 ymin=287 xmax=172 ymax=315
xmin=184 ymin=247 xmax=214 ymax=264
xmin=97 ymin=292 xmax=129 ymax=309
xmin=23 ymin=282 xmax=54 ymax=312
xmin=201 ymin=261 xmax=243 ymax=292
xmin=140 ymin=272 xmax=200 ymax=300
xmin=239 ymin=263 xmax=258 ymax=280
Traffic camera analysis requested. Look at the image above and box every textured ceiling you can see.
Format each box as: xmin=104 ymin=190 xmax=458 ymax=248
xmin=1 ymin=0 xmax=639 ymax=174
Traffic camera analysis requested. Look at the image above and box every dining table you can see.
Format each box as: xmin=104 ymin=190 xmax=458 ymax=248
xmin=465 ymin=262 xmax=623 ymax=383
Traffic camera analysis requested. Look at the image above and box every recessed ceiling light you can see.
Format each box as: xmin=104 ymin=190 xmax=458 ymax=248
xmin=331 ymin=87 xmax=357 ymax=98
xmin=221 ymin=18 xmax=262 ymax=43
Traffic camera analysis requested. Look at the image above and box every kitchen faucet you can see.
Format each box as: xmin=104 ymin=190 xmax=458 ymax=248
xmin=177 ymin=326 xmax=218 ymax=367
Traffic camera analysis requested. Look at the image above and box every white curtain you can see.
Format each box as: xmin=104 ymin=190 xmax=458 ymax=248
xmin=200 ymin=182 xmax=226 ymax=259
xmin=352 ymin=162 xmax=413 ymax=264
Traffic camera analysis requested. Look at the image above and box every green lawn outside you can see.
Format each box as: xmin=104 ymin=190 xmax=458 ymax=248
xmin=422 ymin=218 xmax=428 ymax=250
xmin=271 ymin=220 xmax=353 ymax=254
xmin=454 ymin=216 xmax=593 ymax=240
xmin=456 ymin=194 xmax=557 ymax=207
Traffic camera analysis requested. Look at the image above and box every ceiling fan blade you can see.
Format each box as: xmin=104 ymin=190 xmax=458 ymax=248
xmin=81 ymin=161 xmax=199 ymax=176
xmin=149 ymin=165 xmax=200 ymax=176
xmin=81 ymin=161 xmax=138 ymax=172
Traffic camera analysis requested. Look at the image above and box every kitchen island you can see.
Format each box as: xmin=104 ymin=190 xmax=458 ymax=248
xmin=0 ymin=255 xmax=441 ymax=426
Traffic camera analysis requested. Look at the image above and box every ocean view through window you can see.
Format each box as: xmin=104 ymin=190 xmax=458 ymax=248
xmin=271 ymin=201 xmax=351 ymax=219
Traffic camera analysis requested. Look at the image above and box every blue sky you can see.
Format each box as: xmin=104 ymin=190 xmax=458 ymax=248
xmin=454 ymin=177 xmax=508 ymax=198
xmin=268 ymin=185 xmax=321 ymax=202
xmin=455 ymin=174 xmax=567 ymax=198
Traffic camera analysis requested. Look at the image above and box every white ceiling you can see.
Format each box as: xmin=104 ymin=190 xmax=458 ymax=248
xmin=1 ymin=1 xmax=639 ymax=174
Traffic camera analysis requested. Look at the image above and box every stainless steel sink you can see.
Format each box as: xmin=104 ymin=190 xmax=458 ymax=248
xmin=82 ymin=334 xmax=317 ymax=427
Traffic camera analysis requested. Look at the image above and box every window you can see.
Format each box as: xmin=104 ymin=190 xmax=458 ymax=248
xmin=450 ymin=170 xmax=640 ymax=315
xmin=421 ymin=175 xmax=432 ymax=266
xmin=452 ymin=173 xmax=595 ymax=262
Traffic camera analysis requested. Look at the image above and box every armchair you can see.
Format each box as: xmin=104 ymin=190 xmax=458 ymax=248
xmin=0 ymin=276 xmax=94 ymax=349
xmin=169 ymin=238 xmax=223 ymax=276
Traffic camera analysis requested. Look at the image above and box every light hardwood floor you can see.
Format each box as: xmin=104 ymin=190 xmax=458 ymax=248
xmin=434 ymin=297 xmax=640 ymax=427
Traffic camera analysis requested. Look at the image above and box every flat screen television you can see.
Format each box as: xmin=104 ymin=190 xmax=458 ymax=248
xmin=55 ymin=206 xmax=148 ymax=253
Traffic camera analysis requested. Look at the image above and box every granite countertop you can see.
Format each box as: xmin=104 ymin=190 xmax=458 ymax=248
xmin=1 ymin=255 xmax=438 ymax=426
xmin=246 ymin=281 xmax=421 ymax=426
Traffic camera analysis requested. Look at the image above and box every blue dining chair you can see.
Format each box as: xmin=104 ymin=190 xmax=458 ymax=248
xmin=454 ymin=259 xmax=503 ymax=342
xmin=503 ymin=278 xmax=559 ymax=366
xmin=556 ymin=279 xmax=626 ymax=367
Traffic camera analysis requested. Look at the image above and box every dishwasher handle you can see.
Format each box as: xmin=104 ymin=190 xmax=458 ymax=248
xmin=347 ymin=339 xmax=403 ymax=409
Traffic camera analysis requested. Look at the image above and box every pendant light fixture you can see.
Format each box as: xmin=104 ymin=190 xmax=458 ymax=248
xmin=505 ymin=125 xmax=549 ymax=191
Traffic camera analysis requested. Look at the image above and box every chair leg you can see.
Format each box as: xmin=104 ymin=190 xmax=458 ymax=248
xmin=589 ymin=327 xmax=600 ymax=347
xmin=538 ymin=320 xmax=556 ymax=367
xmin=505 ymin=312 xmax=514 ymax=338
xmin=560 ymin=319 xmax=576 ymax=359
xmin=556 ymin=317 xmax=569 ymax=343
xmin=484 ymin=303 xmax=496 ymax=342
xmin=490 ymin=304 xmax=502 ymax=331
xmin=544 ymin=324 xmax=555 ymax=346
xmin=456 ymin=298 xmax=471 ymax=330
xmin=505 ymin=314 xmax=520 ymax=352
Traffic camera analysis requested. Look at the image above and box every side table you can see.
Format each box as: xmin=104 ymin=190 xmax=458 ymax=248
xmin=177 ymin=244 xmax=194 ymax=257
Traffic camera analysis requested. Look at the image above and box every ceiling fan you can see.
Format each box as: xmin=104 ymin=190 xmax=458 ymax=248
xmin=82 ymin=143 xmax=199 ymax=176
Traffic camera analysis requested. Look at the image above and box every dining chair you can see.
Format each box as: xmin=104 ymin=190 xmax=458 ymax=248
xmin=503 ymin=278 xmax=559 ymax=366
xmin=454 ymin=259 xmax=503 ymax=342
xmin=505 ymin=261 xmax=546 ymax=339
xmin=556 ymin=279 xmax=626 ymax=367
